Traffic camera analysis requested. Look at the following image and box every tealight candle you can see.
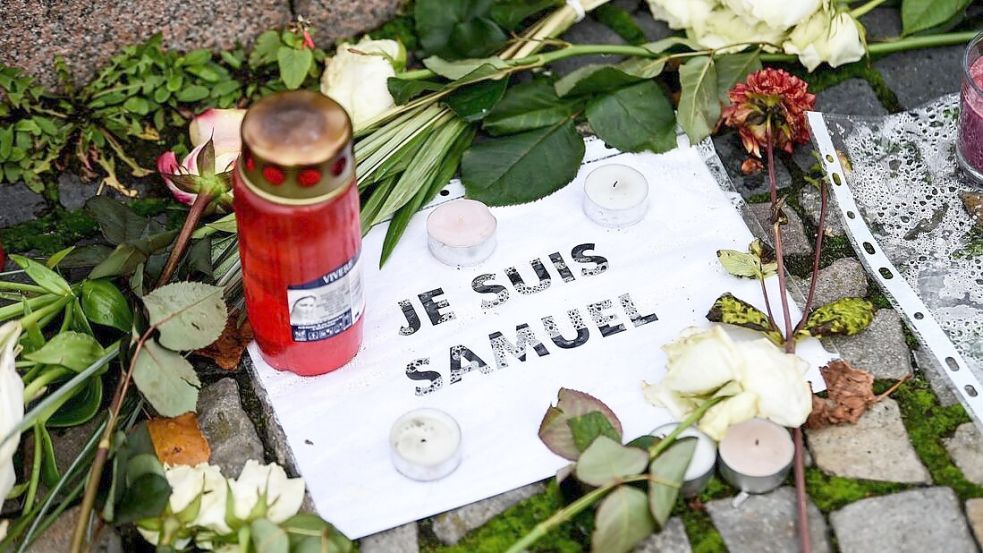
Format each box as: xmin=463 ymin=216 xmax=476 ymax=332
xmin=582 ymin=164 xmax=649 ymax=228
xmin=718 ymin=419 xmax=794 ymax=494
xmin=390 ymin=408 xmax=463 ymax=481
xmin=426 ymin=199 xmax=497 ymax=266
xmin=651 ymin=423 xmax=717 ymax=497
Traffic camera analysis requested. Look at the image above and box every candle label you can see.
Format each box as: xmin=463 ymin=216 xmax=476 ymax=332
xmin=286 ymin=253 xmax=364 ymax=342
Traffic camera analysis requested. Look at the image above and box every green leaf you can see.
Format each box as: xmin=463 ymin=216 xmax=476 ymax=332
xmin=277 ymin=47 xmax=314 ymax=90
xmin=586 ymin=81 xmax=676 ymax=154
xmin=568 ymin=411 xmax=621 ymax=453
xmin=538 ymin=388 xmax=623 ymax=461
xmin=47 ymin=378 xmax=103 ymax=427
xmin=175 ymin=85 xmax=209 ymax=102
xmin=677 ymin=56 xmax=719 ymax=144
xmin=575 ymin=436 xmax=648 ymax=487
xmin=81 ymin=279 xmax=133 ymax=332
xmin=251 ymin=518 xmax=290 ymax=553
xmin=902 ymin=0 xmax=972 ymax=35
xmin=24 ymin=332 xmax=107 ymax=372
xmin=115 ymin=472 xmax=171 ymax=524
xmin=84 ymin=196 xmax=147 ymax=245
xmin=380 ymin=126 xmax=475 ymax=265
xmin=132 ymin=339 xmax=201 ymax=417
xmin=648 ymin=437 xmax=696 ymax=527
xmin=463 ymin=119 xmax=584 ymax=206
xmin=422 ymin=56 xmax=508 ymax=81
xmin=554 ymin=65 xmax=644 ymax=98
xmin=123 ymin=97 xmax=151 ymax=115
xmin=489 ymin=0 xmax=560 ymax=30
xmin=10 ymin=254 xmax=73 ymax=296
xmin=46 ymin=247 xmax=76 ymax=269
xmin=388 ymin=77 xmax=445 ymax=105
xmin=250 ymin=30 xmax=283 ymax=67
xmin=482 ymin=80 xmax=582 ymax=136
xmin=445 ymin=77 xmax=509 ymax=122
xmin=716 ymin=250 xmax=760 ymax=279
xmin=615 ymin=57 xmax=667 ymax=80
xmin=706 ymin=293 xmax=783 ymax=344
xmin=37 ymin=425 xmax=60 ymax=487
xmin=142 ymin=282 xmax=226 ymax=351
xmin=592 ymin=486 xmax=654 ymax=553
xmin=88 ymin=230 xmax=178 ymax=280
xmin=797 ymin=297 xmax=875 ymax=339
xmin=714 ymin=52 xmax=761 ymax=102
xmin=415 ymin=0 xmax=506 ymax=58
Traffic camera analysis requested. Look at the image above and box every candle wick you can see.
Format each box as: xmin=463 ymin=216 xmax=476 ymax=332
xmin=612 ymin=180 xmax=619 ymax=188
xmin=755 ymin=439 xmax=759 ymax=446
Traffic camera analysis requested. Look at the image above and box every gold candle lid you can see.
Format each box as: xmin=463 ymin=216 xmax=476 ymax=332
xmin=239 ymin=90 xmax=354 ymax=204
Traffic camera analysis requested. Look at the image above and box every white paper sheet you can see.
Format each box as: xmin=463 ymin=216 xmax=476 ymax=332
xmin=248 ymin=142 xmax=831 ymax=539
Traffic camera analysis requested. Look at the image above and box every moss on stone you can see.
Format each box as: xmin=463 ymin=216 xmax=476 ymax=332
xmin=886 ymin=376 xmax=983 ymax=500
xmin=805 ymin=468 xmax=909 ymax=512
xmin=419 ymin=480 xmax=590 ymax=553
xmin=680 ymin=508 xmax=726 ymax=553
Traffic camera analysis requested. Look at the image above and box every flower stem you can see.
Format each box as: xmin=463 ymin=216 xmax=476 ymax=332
xmin=504 ymin=474 xmax=649 ymax=553
xmin=155 ymin=190 xmax=213 ymax=288
xmin=850 ymin=0 xmax=888 ymax=19
xmin=762 ymin=31 xmax=978 ymax=62
xmin=24 ymin=425 xmax=42 ymax=511
xmin=0 ymin=282 xmax=48 ymax=295
xmin=647 ymin=396 xmax=723 ymax=459
xmin=794 ymin=181 xmax=828 ymax=335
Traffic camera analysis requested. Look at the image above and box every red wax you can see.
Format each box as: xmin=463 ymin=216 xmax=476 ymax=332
xmin=234 ymin=168 xmax=363 ymax=376
xmin=959 ymin=55 xmax=983 ymax=175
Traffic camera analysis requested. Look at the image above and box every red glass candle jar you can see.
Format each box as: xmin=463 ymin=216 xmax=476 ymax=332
xmin=958 ymin=31 xmax=983 ymax=184
xmin=234 ymin=91 xmax=364 ymax=376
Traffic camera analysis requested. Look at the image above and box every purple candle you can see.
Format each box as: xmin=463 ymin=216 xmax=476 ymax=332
xmin=958 ymin=32 xmax=983 ymax=184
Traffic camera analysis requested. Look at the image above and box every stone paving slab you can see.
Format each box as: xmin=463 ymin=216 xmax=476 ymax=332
xmin=359 ymin=521 xmax=419 ymax=553
xmin=798 ymin=185 xmax=846 ymax=237
xmin=806 ymin=398 xmax=931 ymax=484
xmin=197 ymin=378 xmax=265 ymax=478
xmin=815 ymin=79 xmax=888 ymax=117
xmin=830 ymin=309 xmax=913 ymax=380
xmin=712 ymin=134 xmax=793 ymax=198
xmin=875 ymin=46 xmax=964 ymax=110
xmin=634 ymin=517 xmax=691 ymax=553
xmin=830 ymin=487 xmax=977 ymax=553
xmin=944 ymin=423 xmax=983 ymax=486
xmin=748 ymin=203 xmax=813 ymax=257
xmin=706 ymin=487 xmax=831 ymax=553
xmin=802 ymin=258 xmax=869 ymax=307
xmin=914 ymin=349 xmax=961 ymax=407
xmin=967 ymin=498 xmax=983 ymax=548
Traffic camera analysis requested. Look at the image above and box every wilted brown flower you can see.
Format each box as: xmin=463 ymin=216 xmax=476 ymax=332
xmin=722 ymin=68 xmax=816 ymax=159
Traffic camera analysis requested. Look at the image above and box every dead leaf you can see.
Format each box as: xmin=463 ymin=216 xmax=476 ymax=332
xmin=195 ymin=316 xmax=253 ymax=370
xmin=147 ymin=412 xmax=211 ymax=466
xmin=806 ymin=360 xmax=876 ymax=428
xmin=961 ymin=191 xmax=983 ymax=227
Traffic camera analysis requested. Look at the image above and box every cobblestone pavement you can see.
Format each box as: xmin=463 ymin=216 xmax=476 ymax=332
xmin=5 ymin=1 xmax=983 ymax=552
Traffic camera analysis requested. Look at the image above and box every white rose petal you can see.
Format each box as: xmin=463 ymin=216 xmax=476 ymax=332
xmin=783 ymin=9 xmax=866 ymax=71
xmin=0 ymin=323 xmax=23 ymax=503
xmin=642 ymin=380 xmax=699 ymax=419
xmin=689 ymin=7 xmax=787 ymax=53
xmin=662 ymin=326 xmax=741 ymax=394
xmin=722 ymin=0 xmax=822 ymax=31
xmin=164 ymin=463 xmax=231 ymax=534
xmin=320 ymin=36 xmax=401 ymax=129
xmin=646 ymin=0 xmax=714 ymax=30
xmin=735 ymin=339 xmax=813 ymax=428
xmin=230 ymin=460 xmax=306 ymax=523
xmin=698 ymin=391 xmax=758 ymax=441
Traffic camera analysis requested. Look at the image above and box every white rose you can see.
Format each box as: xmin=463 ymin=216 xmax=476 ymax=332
xmin=0 ymin=322 xmax=23 ymax=503
xmin=721 ymin=0 xmax=822 ymax=30
xmin=689 ymin=8 xmax=787 ymax=52
xmin=646 ymin=0 xmax=714 ymax=30
xmin=783 ymin=9 xmax=866 ymax=71
xmin=698 ymin=391 xmax=758 ymax=440
xmin=229 ymin=460 xmax=305 ymax=523
xmin=642 ymin=380 xmax=699 ymax=419
xmin=320 ymin=36 xmax=404 ymax=129
xmin=164 ymin=463 xmax=231 ymax=534
xmin=662 ymin=326 xmax=741 ymax=394
xmin=734 ymin=339 xmax=813 ymax=427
